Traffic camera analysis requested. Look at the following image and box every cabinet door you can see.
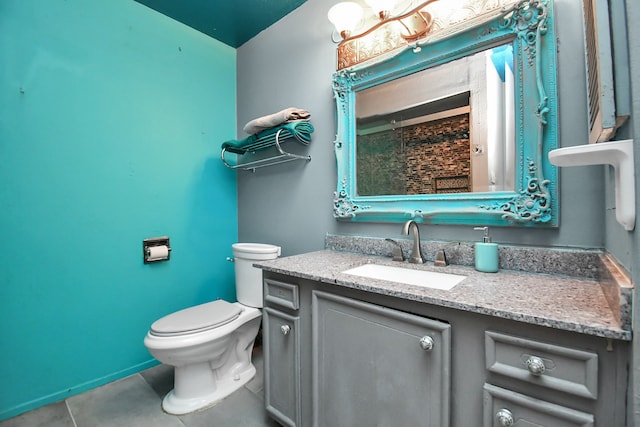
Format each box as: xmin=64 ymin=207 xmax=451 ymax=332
xmin=312 ymin=291 xmax=451 ymax=427
xmin=483 ymin=384 xmax=594 ymax=427
xmin=264 ymin=307 xmax=301 ymax=427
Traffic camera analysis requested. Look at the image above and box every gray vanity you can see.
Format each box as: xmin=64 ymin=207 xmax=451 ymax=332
xmin=256 ymin=239 xmax=631 ymax=427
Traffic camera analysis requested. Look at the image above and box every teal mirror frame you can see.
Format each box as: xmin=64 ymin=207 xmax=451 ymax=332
xmin=332 ymin=0 xmax=558 ymax=227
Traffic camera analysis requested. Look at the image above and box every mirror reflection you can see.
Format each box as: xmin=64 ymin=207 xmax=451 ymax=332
xmin=355 ymin=44 xmax=515 ymax=196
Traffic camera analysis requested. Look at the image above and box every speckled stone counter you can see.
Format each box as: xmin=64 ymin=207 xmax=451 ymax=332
xmin=256 ymin=248 xmax=632 ymax=341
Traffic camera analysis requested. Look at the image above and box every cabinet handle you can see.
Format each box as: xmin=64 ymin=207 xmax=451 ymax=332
xmin=526 ymin=355 xmax=546 ymax=376
xmin=419 ymin=335 xmax=434 ymax=351
xmin=280 ymin=324 xmax=291 ymax=336
xmin=495 ymin=408 xmax=514 ymax=426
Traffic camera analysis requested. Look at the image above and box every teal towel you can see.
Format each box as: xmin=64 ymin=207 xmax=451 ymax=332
xmin=222 ymin=121 xmax=314 ymax=154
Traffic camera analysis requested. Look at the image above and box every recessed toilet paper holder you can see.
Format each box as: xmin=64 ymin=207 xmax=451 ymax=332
xmin=143 ymin=236 xmax=171 ymax=264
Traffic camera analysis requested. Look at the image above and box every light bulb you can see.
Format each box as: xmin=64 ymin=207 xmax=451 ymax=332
xmin=328 ymin=2 xmax=364 ymax=39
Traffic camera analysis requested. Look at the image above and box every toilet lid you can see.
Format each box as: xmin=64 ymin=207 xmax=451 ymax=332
xmin=150 ymin=300 xmax=243 ymax=337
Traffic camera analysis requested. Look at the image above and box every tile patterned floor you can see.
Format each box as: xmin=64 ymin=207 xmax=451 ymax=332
xmin=1 ymin=347 xmax=280 ymax=427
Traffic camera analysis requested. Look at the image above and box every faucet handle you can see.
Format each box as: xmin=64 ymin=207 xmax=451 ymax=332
xmin=434 ymin=249 xmax=448 ymax=267
xmin=385 ymin=238 xmax=405 ymax=262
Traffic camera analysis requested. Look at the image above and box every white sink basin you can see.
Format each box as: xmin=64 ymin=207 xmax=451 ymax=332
xmin=342 ymin=264 xmax=466 ymax=291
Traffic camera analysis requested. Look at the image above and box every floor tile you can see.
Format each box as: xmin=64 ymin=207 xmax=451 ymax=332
xmin=0 ymin=401 xmax=75 ymax=427
xmin=179 ymin=387 xmax=279 ymax=427
xmin=67 ymin=375 xmax=183 ymax=427
xmin=139 ymin=363 xmax=175 ymax=399
xmin=4 ymin=343 xmax=276 ymax=427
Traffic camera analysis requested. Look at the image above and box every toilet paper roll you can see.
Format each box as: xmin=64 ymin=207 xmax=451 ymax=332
xmin=147 ymin=245 xmax=169 ymax=261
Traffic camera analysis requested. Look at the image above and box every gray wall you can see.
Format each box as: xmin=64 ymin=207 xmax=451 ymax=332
xmin=601 ymin=1 xmax=637 ymax=277
xmin=236 ymin=0 xmax=338 ymax=256
xmin=237 ymin=0 xmax=614 ymax=257
xmin=627 ymin=0 xmax=640 ymax=283
xmin=621 ymin=0 xmax=640 ymax=423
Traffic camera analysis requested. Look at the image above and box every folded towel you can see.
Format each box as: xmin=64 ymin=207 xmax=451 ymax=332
xmin=243 ymin=107 xmax=311 ymax=135
xmin=222 ymin=121 xmax=315 ymax=154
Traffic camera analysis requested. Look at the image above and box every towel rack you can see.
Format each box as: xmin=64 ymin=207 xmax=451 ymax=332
xmin=221 ymin=128 xmax=311 ymax=172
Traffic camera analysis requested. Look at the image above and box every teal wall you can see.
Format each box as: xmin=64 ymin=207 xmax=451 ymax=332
xmin=0 ymin=0 xmax=237 ymax=420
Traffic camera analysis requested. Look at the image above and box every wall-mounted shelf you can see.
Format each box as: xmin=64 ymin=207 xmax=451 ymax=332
xmin=221 ymin=123 xmax=313 ymax=172
xmin=548 ymin=139 xmax=635 ymax=231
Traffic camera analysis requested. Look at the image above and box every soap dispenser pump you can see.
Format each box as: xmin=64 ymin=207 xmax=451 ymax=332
xmin=473 ymin=226 xmax=499 ymax=273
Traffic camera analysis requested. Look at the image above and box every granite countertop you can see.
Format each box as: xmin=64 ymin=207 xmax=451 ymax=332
xmin=256 ymin=249 xmax=632 ymax=341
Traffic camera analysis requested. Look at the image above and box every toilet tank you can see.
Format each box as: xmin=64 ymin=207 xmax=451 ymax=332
xmin=232 ymin=243 xmax=281 ymax=308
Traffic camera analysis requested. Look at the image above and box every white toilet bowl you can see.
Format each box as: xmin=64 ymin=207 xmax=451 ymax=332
xmin=143 ymin=243 xmax=280 ymax=415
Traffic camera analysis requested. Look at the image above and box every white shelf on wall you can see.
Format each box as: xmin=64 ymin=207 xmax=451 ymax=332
xmin=548 ymin=139 xmax=635 ymax=231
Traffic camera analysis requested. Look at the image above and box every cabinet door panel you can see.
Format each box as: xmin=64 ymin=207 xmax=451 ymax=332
xmin=312 ymin=291 xmax=451 ymax=427
xmin=264 ymin=308 xmax=301 ymax=427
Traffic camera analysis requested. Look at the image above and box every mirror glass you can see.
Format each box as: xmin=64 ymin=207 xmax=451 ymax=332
xmin=332 ymin=0 xmax=559 ymax=227
xmin=356 ymin=44 xmax=515 ymax=196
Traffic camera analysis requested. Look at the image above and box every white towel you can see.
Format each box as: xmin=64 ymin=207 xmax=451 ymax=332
xmin=243 ymin=107 xmax=311 ymax=135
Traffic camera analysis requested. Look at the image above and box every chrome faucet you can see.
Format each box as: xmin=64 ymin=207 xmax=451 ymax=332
xmin=402 ymin=220 xmax=425 ymax=264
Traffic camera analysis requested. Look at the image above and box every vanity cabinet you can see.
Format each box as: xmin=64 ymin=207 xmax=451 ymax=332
xmin=262 ymin=271 xmax=629 ymax=427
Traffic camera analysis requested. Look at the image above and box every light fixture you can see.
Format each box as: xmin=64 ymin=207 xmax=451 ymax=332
xmin=328 ymin=2 xmax=364 ymax=39
xmin=328 ymin=0 xmax=438 ymax=69
xmin=328 ymin=0 xmax=521 ymax=70
xmin=329 ymin=0 xmax=436 ymax=42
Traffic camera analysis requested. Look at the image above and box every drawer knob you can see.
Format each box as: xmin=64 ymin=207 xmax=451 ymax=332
xmin=419 ymin=336 xmax=434 ymax=351
xmin=280 ymin=325 xmax=291 ymax=336
xmin=495 ymin=408 xmax=514 ymax=426
xmin=526 ymin=355 xmax=546 ymax=375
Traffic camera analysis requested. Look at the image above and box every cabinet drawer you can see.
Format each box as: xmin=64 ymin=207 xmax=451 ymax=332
xmin=483 ymin=384 xmax=594 ymax=427
xmin=264 ymin=279 xmax=299 ymax=310
xmin=485 ymin=331 xmax=598 ymax=399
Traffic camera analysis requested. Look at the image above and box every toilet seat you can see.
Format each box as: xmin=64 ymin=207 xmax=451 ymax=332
xmin=150 ymin=300 xmax=243 ymax=337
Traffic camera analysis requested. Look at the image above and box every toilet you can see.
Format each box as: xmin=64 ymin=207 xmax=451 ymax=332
xmin=143 ymin=243 xmax=280 ymax=415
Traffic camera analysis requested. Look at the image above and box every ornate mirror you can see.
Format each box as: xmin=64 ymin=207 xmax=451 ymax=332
xmin=332 ymin=0 xmax=558 ymax=226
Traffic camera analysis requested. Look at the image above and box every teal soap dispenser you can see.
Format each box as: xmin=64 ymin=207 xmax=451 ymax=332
xmin=473 ymin=227 xmax=499 ymax=273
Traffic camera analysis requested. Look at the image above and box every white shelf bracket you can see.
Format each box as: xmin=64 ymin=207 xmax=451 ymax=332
xmin=548 ymin=139 xmax=635 ymax=231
